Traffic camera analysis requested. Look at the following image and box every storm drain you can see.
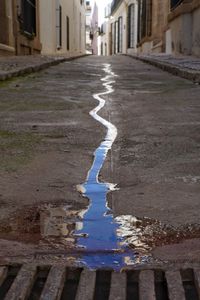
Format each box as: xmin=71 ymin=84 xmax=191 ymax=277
xmin=0 ymin=265 xmax=200 ymax=300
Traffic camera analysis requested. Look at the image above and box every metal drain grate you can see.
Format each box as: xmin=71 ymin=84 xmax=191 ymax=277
xmin=0 ymin=265 xmax=200 ymax=299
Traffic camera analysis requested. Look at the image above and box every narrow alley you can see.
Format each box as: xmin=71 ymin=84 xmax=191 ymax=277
xmin=1 ymin=55 xmax=200 ymax=298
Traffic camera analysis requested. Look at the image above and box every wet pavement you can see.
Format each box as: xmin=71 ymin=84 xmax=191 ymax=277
xmin=0 ymin=56 xmax=200 ymax=269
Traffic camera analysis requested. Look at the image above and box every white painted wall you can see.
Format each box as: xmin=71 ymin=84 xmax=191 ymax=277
xmin=40 ymin=0 xmax=56 ymax=54
xmin=106 ymin=0 xmax=138 ymax=55
xmin=40 ymin=0 xmax=86 ymax=55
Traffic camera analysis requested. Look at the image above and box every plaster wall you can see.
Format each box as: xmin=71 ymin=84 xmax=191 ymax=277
xmin=39 ymin=0 xmax=56 ymax=54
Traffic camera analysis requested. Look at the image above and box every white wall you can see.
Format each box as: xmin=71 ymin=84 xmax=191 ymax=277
xmin=108 ymin=0 xmax=138 ymax=55
xmin=40 ymin=0 xmax=56 ymax=54
xmin=40 ymin=0 xmax=86 ymax=55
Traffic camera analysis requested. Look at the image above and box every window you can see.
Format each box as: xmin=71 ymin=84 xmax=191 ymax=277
xmin=128 ymin=4 xmax=135 ymax=48
xmin=21 ymin=0 xmax=36 ymax=35
xmin=111 ymin=23 xmax=115 ymax=54
xmin=118 ymin=17 xmax=122 ymax=53
xmin=137 ymin=0 xmax=152 ymax=43
xmin=114 ymin=20 xmax=118 ymax=54
xmin=66 ymin=16 xmax=69 ymax=50
xmin=56 ymin=5 xmax=62 ymax=48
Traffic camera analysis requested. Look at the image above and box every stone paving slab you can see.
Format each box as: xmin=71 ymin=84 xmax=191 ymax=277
xmin=0 ymin=54 xmax=88 ymax=81
xmin=127 ymin=53 xmax=200 ymax=84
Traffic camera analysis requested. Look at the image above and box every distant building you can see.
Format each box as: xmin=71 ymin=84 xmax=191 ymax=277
xmin=99 ymin=21 xmax=109 ymax=56
xmin=85 ymin=0 xmax=92 ymax=54
xmin=0 ymin=0 xmax=41 ymax=55
xmin=39 ymin=0 xmax=86 ymax=55
xmin=103 ymin=0 xmax=138 ymax=55
xmin=90 ymin=1 xmax=99 ymax=55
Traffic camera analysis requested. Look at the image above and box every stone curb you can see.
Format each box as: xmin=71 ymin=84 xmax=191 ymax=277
xmin=0 ymin=54 xmax=89 ymax=82
xmin=125 ymin=54 xmax=200 ymax=84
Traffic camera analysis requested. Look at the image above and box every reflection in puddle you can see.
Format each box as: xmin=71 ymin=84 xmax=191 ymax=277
xmin=73 ymin=64 xmax=149 ymax=269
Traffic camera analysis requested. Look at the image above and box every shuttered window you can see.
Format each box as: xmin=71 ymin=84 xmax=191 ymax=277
xmin=66 ymin=16 xmax=69 ymax=50
xmin=128 ymin=4 xmax=135 ymax=48
xmin=114 ymin=20 xmax=118 ymax=54
xmin=137 ymin=0 xmax=152 ymax=42
xmin=118 ymin=17 xmax=122 ymax=53
xmin=111 ymin=23 xmax=115 ymax=54
xmin=21 ymin=0 xmax=36 ymax=35
xmin=56 ymin=5 xmax=62 ymax=48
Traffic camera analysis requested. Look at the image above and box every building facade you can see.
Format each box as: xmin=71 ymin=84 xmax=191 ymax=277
xmin=102 ymin=0 xmax=138 ymax=55
xmin=107 ymin=0 xmax=200 ymax=57
xmin=0 ymin=0 xmax=87 ymax=56
xmin=0 ymin=0 xmax=41 ymax=55
xmin=39 ymin=0 xmax=86 ymax=55
xmin=137 ymin=0 xmax=169 ymax=53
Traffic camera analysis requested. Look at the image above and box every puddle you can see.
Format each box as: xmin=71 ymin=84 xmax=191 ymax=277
xmin=1 ymin=203 xmax=200 ymax=267
xmin=72 ymin=64 xmax=149 ymax=269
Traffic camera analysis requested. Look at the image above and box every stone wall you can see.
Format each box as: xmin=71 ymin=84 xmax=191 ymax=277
xmin=192 ymin=6 xmax=200 ymax=56
xmin=168 ymin=0 xmax=200 ymax=56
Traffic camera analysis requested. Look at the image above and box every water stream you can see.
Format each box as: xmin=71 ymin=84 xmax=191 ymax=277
xmin=75 ymin=64 xmax=137 ymax=269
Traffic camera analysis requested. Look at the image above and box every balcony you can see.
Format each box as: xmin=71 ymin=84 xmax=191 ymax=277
xmin=170 ymin=0 xmax=184 ymax=10
xmin=111 ymin=0 xmax=123 ymax=14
